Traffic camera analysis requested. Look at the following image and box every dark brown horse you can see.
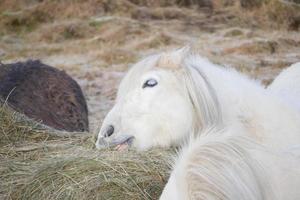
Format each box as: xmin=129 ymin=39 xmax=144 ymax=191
xmin=0 ymin=60 xmax=89 ymax=132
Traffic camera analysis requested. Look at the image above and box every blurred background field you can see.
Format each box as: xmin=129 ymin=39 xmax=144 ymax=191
xmin=0 ymin=0 xmax=300 ymax=199
xmin=1 ymin=0 xmax=300 ymax=131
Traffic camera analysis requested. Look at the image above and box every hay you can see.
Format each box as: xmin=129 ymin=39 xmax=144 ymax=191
xmin=0 ymin=102 xmax=50 ymax=147
xmin=7 ymin=149 xmax=171 ymax=200
xmin=0 ymin=103 xmax=172 ymax=200
xmin=0 ymin=101 xmax=84 ymax=148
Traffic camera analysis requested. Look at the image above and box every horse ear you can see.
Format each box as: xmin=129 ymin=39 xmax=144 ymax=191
xmin=156 ymin=46 xmax=191 ymax=69
xmin=183 ymin=63 xmax=222 ymax=134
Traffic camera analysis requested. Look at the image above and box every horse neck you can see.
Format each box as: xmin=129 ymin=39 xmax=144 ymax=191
xmin=200 ymin=63 xmax=300 ymax=149
xmin=199 ymin=63 xmax=264 ymax=122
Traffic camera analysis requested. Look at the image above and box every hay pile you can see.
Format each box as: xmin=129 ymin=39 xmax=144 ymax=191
xmin=0 ymin=104 xmax=172 ymax=200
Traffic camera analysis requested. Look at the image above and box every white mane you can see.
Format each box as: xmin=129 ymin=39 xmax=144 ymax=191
xmin=160 ymin=127 xmax=300 ymax=200
xmin=182 ymin=62 xmax=223 ymax=130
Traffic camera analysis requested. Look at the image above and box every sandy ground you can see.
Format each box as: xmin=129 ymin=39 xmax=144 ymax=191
xmin=1 ymin=5 xmax=300 ymax=134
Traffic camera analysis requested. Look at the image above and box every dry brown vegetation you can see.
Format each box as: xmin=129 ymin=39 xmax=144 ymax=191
xmin=1 ymin=0 xmax=299 ymax=36
xmin=0 ymin=103 xmax=172 ymax=199
xmin=0 ymin=0 xmax=300 ymax=199
xmin=0 ymin=103 xmax=49 ymax=147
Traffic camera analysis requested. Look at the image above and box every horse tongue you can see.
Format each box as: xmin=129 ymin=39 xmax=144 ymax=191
xmin=115 ymin=143 xmax=129 ymax=151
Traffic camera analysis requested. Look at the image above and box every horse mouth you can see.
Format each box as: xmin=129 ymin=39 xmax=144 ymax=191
xmin=114 ymin=136 xmax=134 ymax=151
xmin=96 ymin=135 xmax=134 ymax=151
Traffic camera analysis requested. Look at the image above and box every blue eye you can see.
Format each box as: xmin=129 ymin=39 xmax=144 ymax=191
xmin=142 ymin=79 xmax=158 ymax=88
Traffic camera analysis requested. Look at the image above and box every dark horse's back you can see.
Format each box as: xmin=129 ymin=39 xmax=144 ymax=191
xmin=0 ymin=60 xmax=89 ymax=132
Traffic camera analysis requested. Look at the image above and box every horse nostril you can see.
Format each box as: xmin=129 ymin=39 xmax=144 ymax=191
xmin=104 ymin=125 xmax=114 ymax=137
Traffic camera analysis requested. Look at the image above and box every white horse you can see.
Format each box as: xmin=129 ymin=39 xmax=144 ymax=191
xmin=268 ymin=62 xmax=300 ymax=112
xmin=160 ymin=127 xmax=300 ymax=200
xmin=96 ymin=47 xmax=300 ymax=150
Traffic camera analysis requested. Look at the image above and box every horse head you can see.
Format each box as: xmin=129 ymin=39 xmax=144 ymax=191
xmin=96 ymin=47 xmax=221 ymax=150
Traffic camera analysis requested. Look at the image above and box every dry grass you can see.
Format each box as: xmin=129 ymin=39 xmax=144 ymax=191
xmin=223 ymin=41 xmax=279 ymax=55
xmin=0 ymin=0 xmax=135 ymax=36
xmin=0 ymin=102 xmax=51 ymax=147
xmin=0 ymin=103 xmax=172 ymax=200
xmin=5 ymin=149 xmax=171 ymax=200
xmin=35 ymin=20 xmax=95 ymax=42
xmin=1 ymin=0 xmax=299 ymax=36
xmin=233 ymin=0 xmax=300 ymax=30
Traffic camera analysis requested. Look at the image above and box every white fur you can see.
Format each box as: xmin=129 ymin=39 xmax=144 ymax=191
xmin=96 ymin=48 xmax=300 ymax=150
xmin=268 ymin=62 xmax=300 ymax=112
xmin=160 ymin=127 xmax=300 ymax=200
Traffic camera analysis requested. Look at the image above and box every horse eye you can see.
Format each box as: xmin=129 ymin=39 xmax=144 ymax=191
xmin=142 ymin=79 xmax=158 ymax=88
